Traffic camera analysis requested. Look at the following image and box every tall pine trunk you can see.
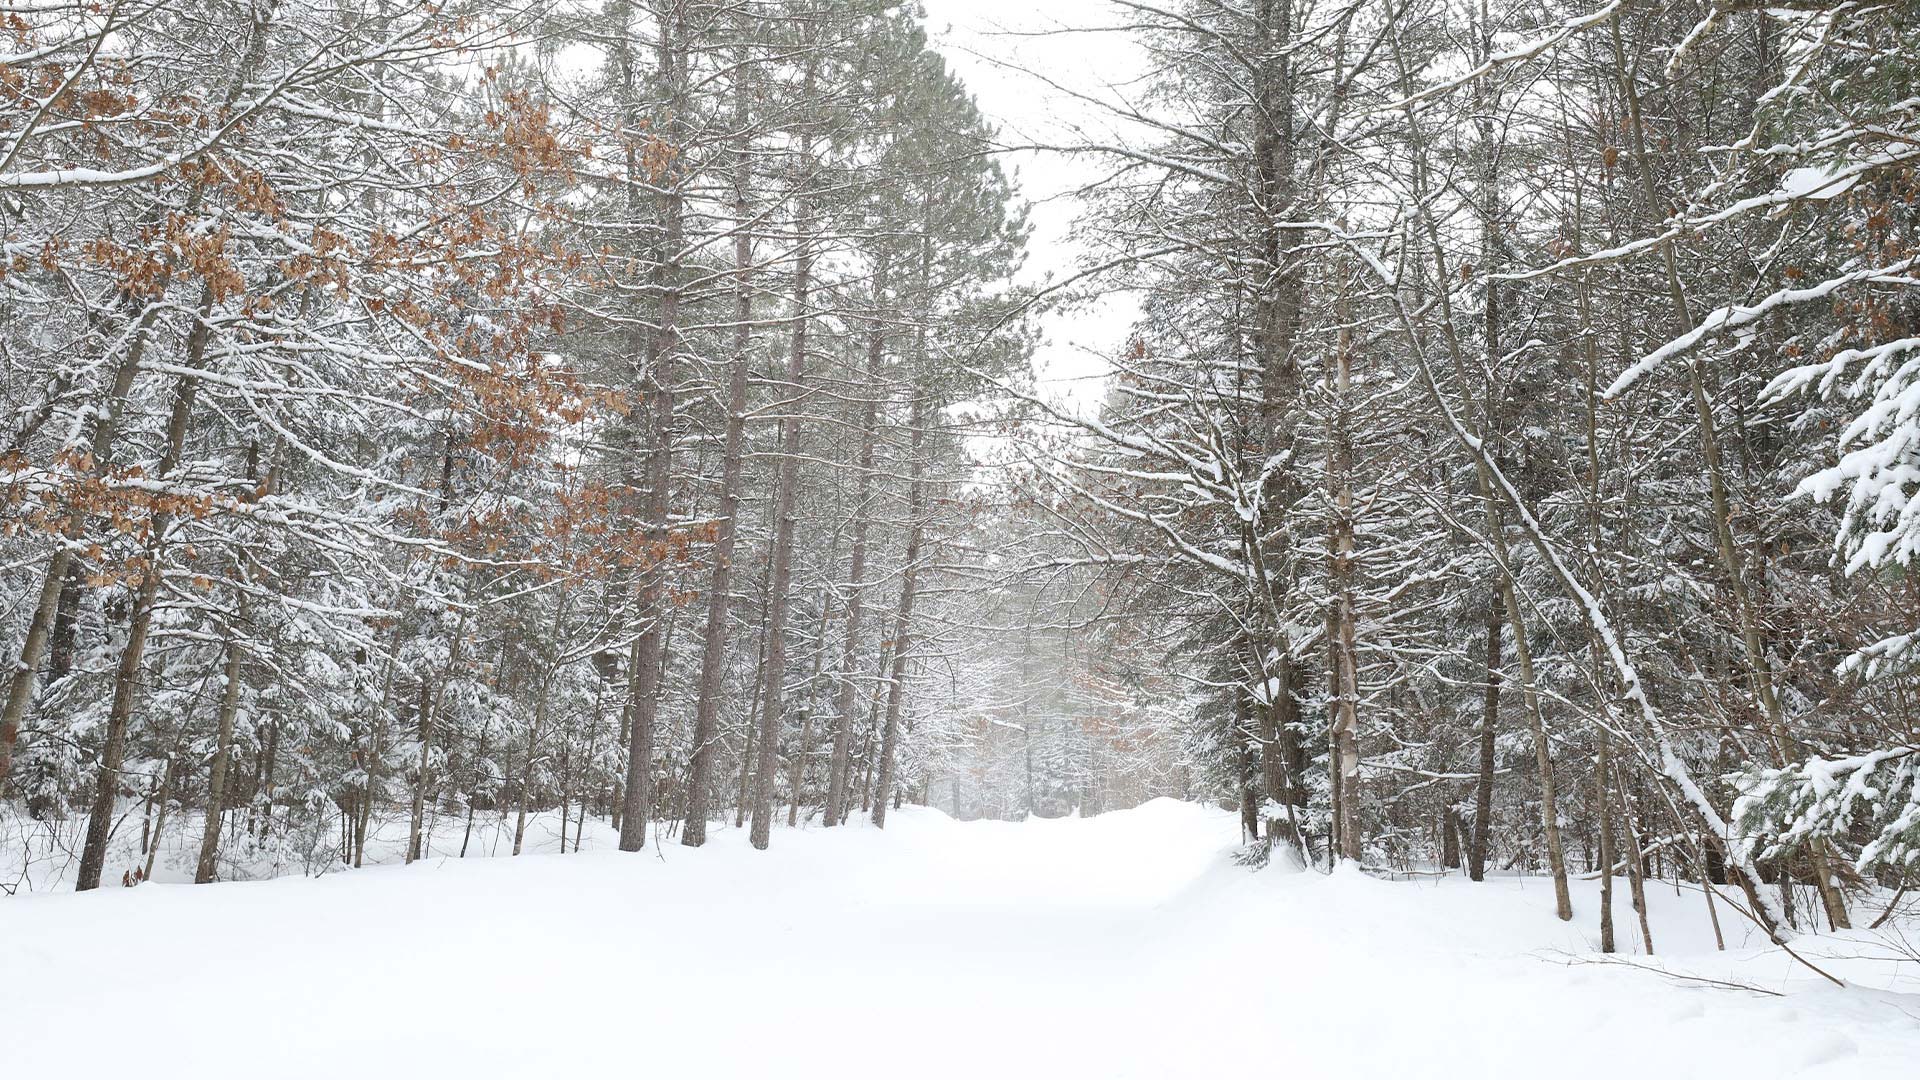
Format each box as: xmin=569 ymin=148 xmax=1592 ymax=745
xmin=617 ymin=0 xmax=687 ymax=853
xmin=871 ymin=399 xmax=928 ymax=829
xmin=747 ymin=166 xmax=816 ymax=850
xmin=681 ymin=34 xmax=757 ymax=848
xmin=825 ymin=254 xmax=889 ymax=827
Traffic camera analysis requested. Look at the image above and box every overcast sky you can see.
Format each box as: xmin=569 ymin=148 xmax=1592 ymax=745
xmin=919 ymin=0 xmax=1150 ymax=414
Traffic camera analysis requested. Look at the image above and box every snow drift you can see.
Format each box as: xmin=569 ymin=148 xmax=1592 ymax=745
xmin=4 ymin=799 xmax=1916 ymax=1078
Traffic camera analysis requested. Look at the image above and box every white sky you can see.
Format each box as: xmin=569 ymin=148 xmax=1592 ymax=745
xmin=919 ymin=0 xmax=1149 ymax=415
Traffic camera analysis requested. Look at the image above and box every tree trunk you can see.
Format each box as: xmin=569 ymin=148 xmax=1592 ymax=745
xmin=1597 ymin=731 xmax=1617 ymax=954
xmin=787 ymin=589 xmax=834 ymax=827
xmin=1469 ymin=594 xmax=1501 ymax=882
xmin=826 ymin=253 xmax=890 ymax=827
xmin=1472 ymin=554 xmax=1576 ymax=916
xmin=48 ymin=561 xmax=82 ymax=681
xmin=355 ymin=644 xmax=395 ymax=869
xmin=513 ymin=659 xmax=547 ymax=857
xmin=681 ymin=35 xmax=757 ymax=848
xmin=407 ymin=670 xmax=439 ymax=865
xmin=615 ymin=0 xmax=686 ymax=856
xmin=141 ymin=755 xmax=176 ymax=885
xmin=747 ymin=67 xmax=819 ymax=849
xmin=1327 ymin=278 xmax=1361 ymax=865
xmin=1615 ymin=773 xmax=1654 ymax=954
xmin=1235 ymin=691 xmax=1259 ymax=842
xmin=871 ymin=400 xmax=929 ymax=830
xmin=194 ymin=632 xmax=244 ymax=884
xmin=254 ymin=718 xmax=278 ymax=838
xmin=735 ymin=600 xmax=771 ymax=830
xmin=857 ymin=691 xmax=880 ymax=816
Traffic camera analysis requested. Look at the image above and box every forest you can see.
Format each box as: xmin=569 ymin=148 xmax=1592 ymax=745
xmin=3 ymin=1 xmax=1920 ymax=1057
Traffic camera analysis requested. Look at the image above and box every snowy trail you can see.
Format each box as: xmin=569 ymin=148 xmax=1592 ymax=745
xmin=6 ymin=800 xmax=1918 ymax=1078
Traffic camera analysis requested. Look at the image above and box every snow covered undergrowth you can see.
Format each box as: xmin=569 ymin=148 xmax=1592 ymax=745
xmin=5 ymin=800 xmax=1918 ymax=1078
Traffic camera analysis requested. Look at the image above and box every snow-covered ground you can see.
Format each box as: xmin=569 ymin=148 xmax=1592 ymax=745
xmin=5 ymin=800 xmax=1918 ymax=1078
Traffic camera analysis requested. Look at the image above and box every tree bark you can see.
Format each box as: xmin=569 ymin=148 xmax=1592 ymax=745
xmin=1615 ymin=773 xmax=1654 ymax=954
xmin=826 ymin=253 xmax=890 ymax=827
xmin=1327 ymin=275 xmax=1361 ymax=864
xmin=141 ymin=754 xmax=175 ymax=884
xmin=616 ymin=0 xmax=686 ymax=855
xmin=1469 ymin=594 xmax=1501 ymax=882
xmin=406 ymin=668 xmax=441 ymax=866
xmin=1479 ymin=488 xmax=1574 ymax=920
xmin=871 ymin=399 xmax=928 ymax=829
xmin=681 ymin=33 xmax=757 ymax=848
xmin=1597 ymin=731 xmax=1617 ymax=953
xmin=747 ymin=52 xmax=820 ymax=849
xmin=193 ymin=632 xmax=244 ymax=884
xmin=788 ymin=588 xmax=833 ymax=826
xmin=1235 ymin=690 xmax=1259 ymax=842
